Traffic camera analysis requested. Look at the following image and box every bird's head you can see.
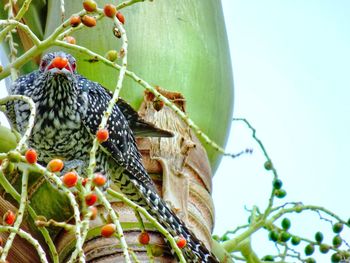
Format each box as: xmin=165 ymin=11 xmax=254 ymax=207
xmin=39 ymin=52 xmax=77 ymax=76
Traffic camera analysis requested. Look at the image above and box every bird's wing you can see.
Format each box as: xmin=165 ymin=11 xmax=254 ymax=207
xmin=80 ymin=76 xmax=172 ymax=138
xmin=79 ymin=76 xmax=154 ymax=186
xmin=116 ymin=98 xmax=173 ymax=138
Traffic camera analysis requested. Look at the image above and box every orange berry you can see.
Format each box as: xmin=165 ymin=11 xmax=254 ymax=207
xmin=0 ymin=236 xmax=3 ymax=246
xmin=93 ymin=173 xmax=107 ymax=187
xmin=63 ymin=36 xmax=76 ymax=45
xmin=70 ymin=15 xmax=81 ymax=27
xmin=61 ymin=171 xmax=78 ymax=187
xmin=96 ymin=129 xmax=109 ymax=143
xmin=25 ymin=149 xmax=37 ymax=164
xmin=138 ymin=231 xmax=150 ymax=245
xmin=50 ymin=56 xmax=69 ymax=70
xmin=89 ymin=206 xmax=98 ymax=220
xmin=85 ymin=192 xmax=98 ymax=206
xmin=83 ymin=0 xmax=97 ymax=12
xmin=116 ymin=12 xmax=125 ymax=24
xmin=81 ymin=15 xmax=97 ymax=27
xmin=47 ymin=159 xmax=64 ymax=172
xmin=101 ymin=223 xmax=116 ymax=237
xmin=176 ymin=236 xmax=187 ymax=248
xmin=3 ymin=210 xmax=16 ymax=225
xmin=104 ymin=4 xmax=117 ymax=18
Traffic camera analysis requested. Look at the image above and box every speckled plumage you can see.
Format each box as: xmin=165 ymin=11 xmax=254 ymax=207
xmin=7 ymin=52 xmax=218 ymax=263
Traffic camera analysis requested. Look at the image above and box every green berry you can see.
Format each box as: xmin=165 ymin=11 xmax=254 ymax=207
xmin=305 ymin=244 xmax=315 ymax=256
xmin=279 ymin=231 xmax=291 ymax=242
xmin=333 ymin=222 xmax=344 ymax=234
xmin=332 ymin=235 xmax=342 ymax=248
xmin=331 ymin=253 xmax=341 ymax=263
xmin=291 ymin=236 xmax=301 ymax=246
xmin=295 ymin=204 xmax=303 ymax=213
xmin=319 ymin=244 xmax=330 ymax=254
xmin=105 ymin=50 xmax=118 ymax=62
xmin=262 ymin=255 xmax=274 ymax=261
xmin=269 ymin=231 xmax=279 ymax=242
xmin=315 ymin=231 xmax=324 ymax=243
xmin=221 ymin=235 xmax=229 ymax=241
xmin=274 ymin=189 xmax=287 ymax=198
xmin=347 ymin=218 xmax=350 ymax=226
xmin=264 ymin=160 xmax=273 ymax=170
xmin=212 ymin=235 xmax=220 ymax=241
xmin=281 ymin=218 xmax=291 ymax=230
xmin=305 ymin=258 xmax=316 ymax=263
xmin=273 ymin=179 xmax=283 ymax=189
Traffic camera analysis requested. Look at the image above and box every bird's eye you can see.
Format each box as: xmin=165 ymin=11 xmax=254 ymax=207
xmin=40 ymin=61 xmax=47 ymax=70
xmin=71 ymin=62 xmax=76 ymax=71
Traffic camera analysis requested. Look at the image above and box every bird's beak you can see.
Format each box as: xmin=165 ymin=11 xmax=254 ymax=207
xmin=45 ymin=56 xmax=73 ymax=74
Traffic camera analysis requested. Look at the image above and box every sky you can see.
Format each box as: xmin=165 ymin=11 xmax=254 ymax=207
xmin=213 ymin=0 xmax=350 ymax=260
xmin=1 ymin=0 xmax=350 ymax=261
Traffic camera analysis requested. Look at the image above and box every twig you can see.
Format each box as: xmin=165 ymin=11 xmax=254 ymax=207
xmin=0 ymin=168 xmax=29 ymax=261
xmin=95 ymin=188 xmax=131 ymax=263
xmin=0 ymin=226 xmax=48 ymax=263
xmin=0 ymin=20 xmax=41 ymax=46
xmin=0 ymin=168 xmax=59 ymax=263
xmin=107 ymin=188 xmax=187 ymax=263
xmin=0 ymin=0 xmax=33 ymax=42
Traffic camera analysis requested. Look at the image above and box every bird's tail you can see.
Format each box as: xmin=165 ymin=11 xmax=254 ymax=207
xmin=116 ymin=171 xmax=219 ymax=263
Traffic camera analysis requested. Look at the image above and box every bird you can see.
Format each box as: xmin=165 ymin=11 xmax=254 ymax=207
xmin=6 ymin=52 xmax=219 ymax=262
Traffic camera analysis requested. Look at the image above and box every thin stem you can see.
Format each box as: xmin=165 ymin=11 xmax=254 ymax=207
xmin=0 ymin=226 xmax=48 ymax=263
xmin=0 ymin=0 xmax=33 ymax=42
xmin=0 ymin=168 xmax=59 ymax=263
xmin=117 ymin=0 xmax=146 ymax=9
xmin=85 ymin=14 xmax=129 ymax=191
xmin=0 ymin=20 xmax=41 ymax=45
xmin=0 ymin=168 xmax=29 ymax=261
xmin=234 ymin=118 xmax=279 ymax=218
xmin=107 ymin=188 xmax=186 ymax=263
xmin=95 ymin=188 xmax=131 ymax=263
xmin=134 ymin=211 xmax=154 ymax=262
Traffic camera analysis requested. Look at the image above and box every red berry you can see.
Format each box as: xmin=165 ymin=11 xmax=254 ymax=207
xmin=176 ymin=236 xmax=187 ymax=248
xmin=153 ymin=99 xmax=164 ymax=111
xmin=70 ymin=15 xmax=81 ymax=27
xmin=104 ymin=4 xmax=117 ymax=18
xmin=101 ymin=223 xmax=116 ymax=237
xmin=61 ymin=171 xmax=78 ymax=187
xmin=83 ymin=0 xmax=97 ymax=12
xmin=3 ymin=210 xmax=16 ymax=225
xmin=89 ymin=206 xmax=98 ymax=220
xmin=116 ymin=12 xmax=125 ymax=24
xmin=82 ymin=177 xmax=88 ymax=187
xmin=93 ymin=173 xmax=107 ymax=187
xmin=47 ymin=159 xmax=64 ymax=172
xmin=25 ymin=149 xmax=37 ymax=164
xmin=138 ymin=231 xmax=150 ymax=245
xmin=50 ymin=56 xmax=69 ymax=70
xmin=85 ymin=192 xmax=98 ymax=206
xmin=81 ymin=15 xmax=97 ymax=27
xmin=63 ymin=36 xmax=76 ymax=45
xmin=96 ymin=129 xmax=109 ymax=143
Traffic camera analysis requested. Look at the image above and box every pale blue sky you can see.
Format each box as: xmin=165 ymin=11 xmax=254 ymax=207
xmin=213 ymin=0 xmax=350 ymax=259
